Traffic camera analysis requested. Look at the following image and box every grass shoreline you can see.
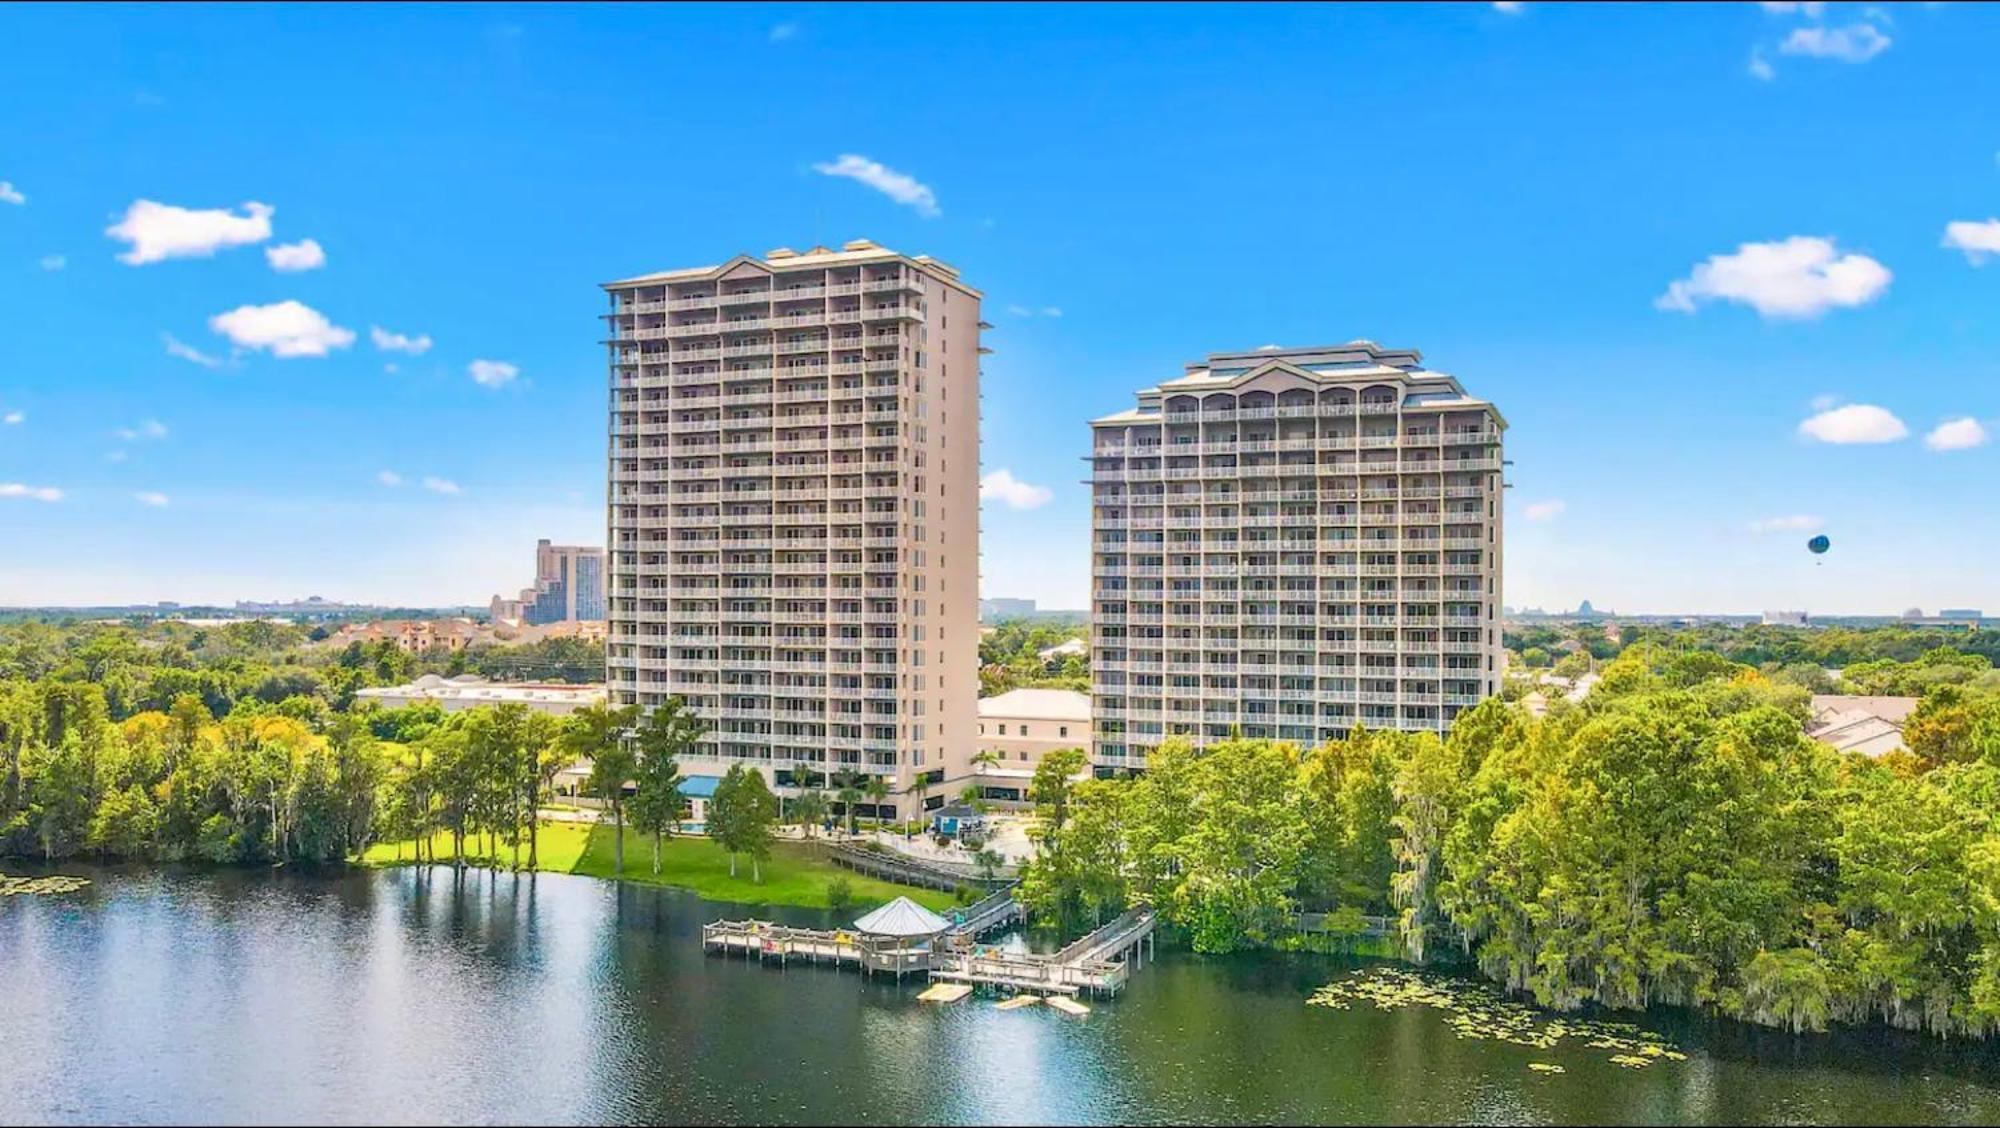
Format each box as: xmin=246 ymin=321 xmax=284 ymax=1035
xmin=360 ymin=821 xmax=960 ymax=913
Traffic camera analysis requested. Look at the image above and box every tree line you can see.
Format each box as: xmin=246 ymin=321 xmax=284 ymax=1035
xmin=978 ymin=618 xmax=1089 ymax=697
xmin=1021 ymin=642 xmax=2000 ymax=1037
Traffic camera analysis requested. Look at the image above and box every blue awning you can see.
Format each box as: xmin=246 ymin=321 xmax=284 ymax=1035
xmin=680 ymin=775 xmax=723 ymax=799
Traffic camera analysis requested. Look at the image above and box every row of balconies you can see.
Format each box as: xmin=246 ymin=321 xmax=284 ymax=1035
xmin=614 ymin=307 xmax=920 ymax=340
xmin=610 ymin=277 xmax=919 ymax=314
xmin=627 ymin=658 xmax=900 ymax=674
xmin=1080 ymin=541 xmax=1491 ymax=562
xmin=1098 ymin=559 xmax=1483 ymax=575
xmin=1087 ymin=637 xmax=1489 ymax=653
xmin=1096 ymin=428 xmax=1504 ymax=454
xmin=1095 ymin=485 xmax=1490 ymax=510
xmin=1092 ymin=431 xmax=1499 ymax=458
xmin=1094 ymin=458 xmax=1503 ymax=481
xmin=1085 ymin=562 xmax=1485 ymax=578
xmin=1152 ymin=403 xmax=1400 ymax=421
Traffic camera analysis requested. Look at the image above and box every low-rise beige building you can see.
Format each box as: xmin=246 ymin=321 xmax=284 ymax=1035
xmin=355 ymin=674 xmax=606 ymax=716
xmin=324 ymin=618 xmax=485 ymax=654
xmin=973 ymin=688 xmax=1090 ymax=805
xmin=1807 ymin=694 xmax=1919 ymax=758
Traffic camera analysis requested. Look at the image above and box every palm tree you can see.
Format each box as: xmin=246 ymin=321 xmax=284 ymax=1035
xmin=785 ymin=764 xmax=821 ymax=827
xmin=833 ymin=770 xmax=865 ymax=837
xmin=901 ymin=774 xmax=931 ymax=839
xmin=864 ymin=774 xmax=891 ymax=831
xmin=968 ymin=749 xmax=1000 ymax=813
xmin=792 ymin=788 xmax=829 ymax=840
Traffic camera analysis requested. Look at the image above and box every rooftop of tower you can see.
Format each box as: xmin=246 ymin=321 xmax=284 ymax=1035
xmin=601 ymin=238 xmax=979 ymax=296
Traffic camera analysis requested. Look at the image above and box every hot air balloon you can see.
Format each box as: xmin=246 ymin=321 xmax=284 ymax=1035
xmin=1808 ymin=535 xmax=1830 ymax=555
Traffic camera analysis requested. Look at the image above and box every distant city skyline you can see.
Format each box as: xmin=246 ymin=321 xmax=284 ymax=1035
xmin=2 ymin=4 xmax=1995 ymax=614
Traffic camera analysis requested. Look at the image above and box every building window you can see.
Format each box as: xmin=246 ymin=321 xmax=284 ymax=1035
xmin=1060 ymin=725 xmax=1069 ymax=738
xmin=998 ymin=724 xmax=1006 ymax=736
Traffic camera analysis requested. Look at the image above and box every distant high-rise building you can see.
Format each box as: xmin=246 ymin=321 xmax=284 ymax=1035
xmin=602 ymin=240 xmax=985 ymax=819
xmin=1088 ymin=341 xmax=1506 ymax=772
xmin=491 ymin=539 xmax=606 ymax=626
xmin=980 ymin=597 xmax=1037 ymax=620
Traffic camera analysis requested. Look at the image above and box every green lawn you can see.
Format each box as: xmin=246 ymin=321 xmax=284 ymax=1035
xmin=361 ymin=821 xmax=959 ymax=912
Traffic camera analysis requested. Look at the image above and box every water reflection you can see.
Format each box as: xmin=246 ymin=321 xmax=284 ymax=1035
xmin=3 ymin=866 xmax=2000 ymax=1125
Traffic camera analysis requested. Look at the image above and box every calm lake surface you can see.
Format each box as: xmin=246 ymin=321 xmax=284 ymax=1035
xmin=5 ymin=866 xmax=2000 ymax=1126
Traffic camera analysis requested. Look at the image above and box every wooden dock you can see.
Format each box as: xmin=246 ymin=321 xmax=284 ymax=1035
xmin=700 ymin=920 xmax=935 ymax=977
xmin=701 ymin=902 xmax=1157 ymax=1000
xmin=824 ymin=842 xmax=1014 ymax=892
xmin=931 ymin=909 xmax=1156 ymax=997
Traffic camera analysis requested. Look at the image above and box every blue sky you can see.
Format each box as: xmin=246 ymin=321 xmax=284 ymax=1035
xmin=1 ymin=2 xmax=1996 ymax=614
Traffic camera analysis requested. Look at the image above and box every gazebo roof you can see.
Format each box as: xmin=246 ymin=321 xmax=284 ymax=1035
xmin=852 ymin=896 xmax=953 ymax=937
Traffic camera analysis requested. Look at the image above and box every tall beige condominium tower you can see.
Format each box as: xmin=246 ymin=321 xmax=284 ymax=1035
xmin=602 ymin=240 xmax=984 ymax=819
xmin=1087 ymin=342 xmax=1505 ymax=773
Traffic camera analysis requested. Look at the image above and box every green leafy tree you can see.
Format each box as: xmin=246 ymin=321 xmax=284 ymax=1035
xmin=1029 ymin=748 xmax=1089 ymax=831
xmin=630 ymin=698 xmax=705 ymax=875
xmin=568 ymin=703 xmax=640 ymax=875
xmin=710 ymin=765 xmax=777 ymax=881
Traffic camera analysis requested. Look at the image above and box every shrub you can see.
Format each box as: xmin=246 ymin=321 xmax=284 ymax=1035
xmin=825 ymin=875 xmax=854 ymax=913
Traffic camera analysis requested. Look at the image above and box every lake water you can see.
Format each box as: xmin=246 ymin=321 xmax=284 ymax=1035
xmin=5 ymin=865 xmax=2000 ymax=1125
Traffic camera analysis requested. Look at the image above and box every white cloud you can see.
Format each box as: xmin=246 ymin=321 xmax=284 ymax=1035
xmin=2 ymin=411 xmax=21 ymax=425
xmin=1780 ymin=22 xmax=1891 ymax=62
xmin=1942 ymin=219 xmax=2000 ymax=265
xmin=1492 ymin=1 xmax=1525 ymax=11
xmin=1655 ymin=236 xmax=1891 ymax=318
xmin=0 ymin=181 xmax=23 ymax=205
xmin=106 ymin=199 xmax=274 ymax=265
xmin=1006 ymin=304 xmax=1064 ymax=319
xmin=264 ymin=238 xmax=325 ymax=272
xmin=422 ymin=476 xmax=462 ymax=496
xmin=39 ymin=254 xmax=65 ymax=271
xmin=1749 ymin=514 xmax=1823 ymax=534
xmin=1523 ymin=499 xmax=1566 ymax=521
xmin=980 ymin=469 xmax=1052 ymax=510
xmin=371 ymin=325 xmax=434 ymax=355
xmin=163 ymin=333 xmax=222 ymax=368
xmin=208 ymin=300 xmax=355 ymax=358
xmin=1924 ymin=417 xmax=1989 ymax=452
xmin=114 ymin=419 xmax=169 ymax=442
xmin=1799 ymin=403 xmax=1907 ymax=444
xmin=105 ymin=450 xmax=127 ymax=464
xmin=1748 ymin=51 xmax=1776 ymax=81
xmin=1810 ymin=393 xmax=1840 ymax=412
xmin=377 ymin=470 xmax=404 ymax=487
xmin=0 ymin=483 xmax=63 ymax=502
xmin=769 ymin=22 xmax=799 ymax=41
xmin=133 ymin=491 xmax=170 ymax=507
xmin=811 ymin=154 xmax=940 ymax=218
xmin=1758 ymin=1 xmax=1825 ymax=16
xmin=468 ymin=359 xmax=519 ymax=388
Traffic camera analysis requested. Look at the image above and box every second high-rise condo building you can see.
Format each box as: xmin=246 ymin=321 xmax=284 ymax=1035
xmin=603 ymin=240 xmax=984 ymax=819
xmin=1088 ymin=342 xmax=1505 ymax=773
